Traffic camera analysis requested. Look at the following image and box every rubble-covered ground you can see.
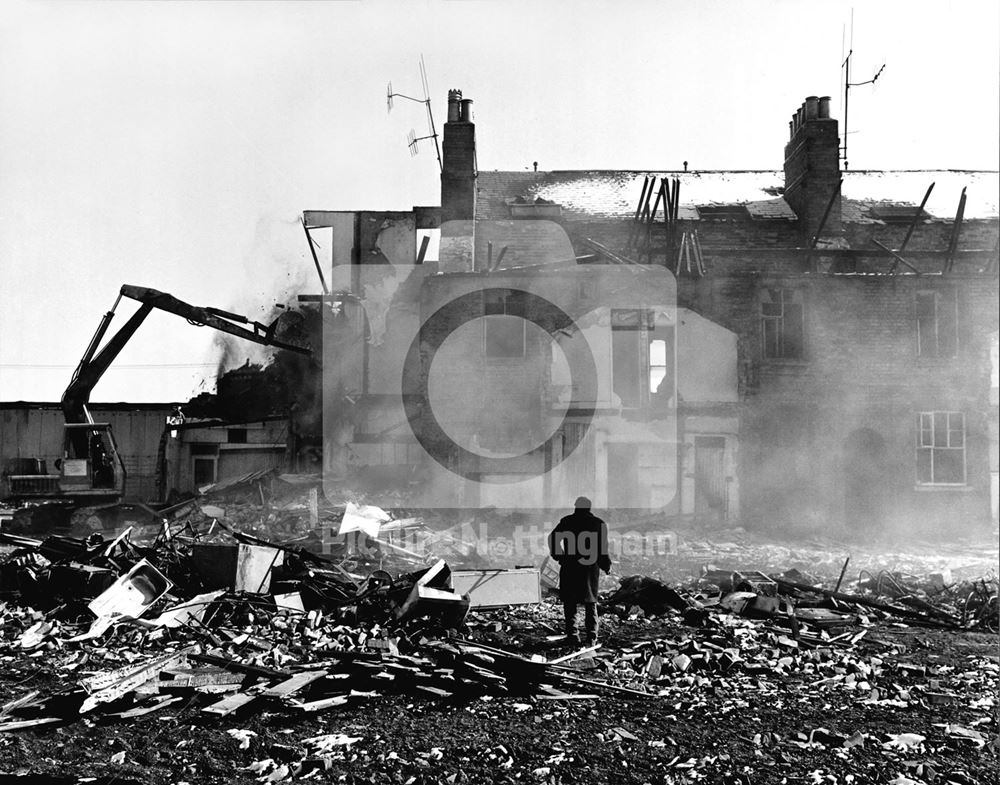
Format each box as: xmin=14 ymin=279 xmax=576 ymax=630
xmin=0 ymin=485 xmax=996 ymax=785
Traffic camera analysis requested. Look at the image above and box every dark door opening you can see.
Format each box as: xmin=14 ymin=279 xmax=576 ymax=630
xmin=694 ymin=436 xmax=727 ymax=520
xmin=843 ymin=428 xmax=887 ymax=532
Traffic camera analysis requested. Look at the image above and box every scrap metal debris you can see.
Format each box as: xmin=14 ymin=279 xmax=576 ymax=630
xmin=0 ymin=489 xmax=996 ymax=782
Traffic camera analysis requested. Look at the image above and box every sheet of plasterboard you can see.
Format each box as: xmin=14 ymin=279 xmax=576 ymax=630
xmin=450 ymin=568 xmax=541 ymax=608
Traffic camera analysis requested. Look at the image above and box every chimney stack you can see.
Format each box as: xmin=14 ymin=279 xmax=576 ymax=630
xmin=441 ymin=88 xmax=477 ymax=224
xmin=783 ymin=95 xmax=841 ymax=240
xmin=440 ymin=88 xmax=478 ymax=272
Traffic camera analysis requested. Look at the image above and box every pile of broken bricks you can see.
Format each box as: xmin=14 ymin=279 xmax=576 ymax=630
xmin=0 ymin=607 xmax=643 ymax=733
xmin=0 ymin=518 xmax=996 ymax=739
xmin=0 ymin=522 xmax=648 ymax=733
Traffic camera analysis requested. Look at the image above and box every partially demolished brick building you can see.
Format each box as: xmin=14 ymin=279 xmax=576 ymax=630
xmin=308 ymin=91 xmax=999 ymax=538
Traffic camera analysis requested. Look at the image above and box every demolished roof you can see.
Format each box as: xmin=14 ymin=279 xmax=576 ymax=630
xmin=476 ymin=170 xmax=1000 ymax=223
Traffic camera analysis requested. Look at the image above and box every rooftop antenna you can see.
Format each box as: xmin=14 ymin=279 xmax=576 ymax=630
xmin=841 ymin=9 xmax=886 ymax=170
xmin=387 ymin=55 xmax=442 ymax=172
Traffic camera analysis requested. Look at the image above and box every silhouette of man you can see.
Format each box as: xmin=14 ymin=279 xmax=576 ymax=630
xmin=548 ymin=496 xmax=612 ymax=644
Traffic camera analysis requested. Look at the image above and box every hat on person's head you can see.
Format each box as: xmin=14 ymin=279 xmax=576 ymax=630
xmin=573 ymin=496 xmax=592 ymax=510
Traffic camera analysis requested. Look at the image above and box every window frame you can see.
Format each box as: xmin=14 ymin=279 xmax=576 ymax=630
xmin=915 ymin=289 xmax=959 ymax=359
xmin=760 ymin=288 xmax=805 ymax=361
xmin=610 ymin=309 xmax=674 ymax=409
xmin=915 ymin=410 xmax=967 ymax=486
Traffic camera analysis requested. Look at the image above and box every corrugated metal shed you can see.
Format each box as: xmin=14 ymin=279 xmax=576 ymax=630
xmin=0 ymin=402 xmax=174 ymax=502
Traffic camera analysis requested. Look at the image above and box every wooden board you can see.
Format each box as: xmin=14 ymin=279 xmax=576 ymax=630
xmin=99 ymin=695 xmax=183 ymax=721
xmin=80 ymin=647 xmax=194 ymax=714
xmin=202 ymin=692 xmax=257 ymax=717
xmin=262 ymin=671 xmax=326 ymax=699
xmin=0 ymin=717 xmax=61 ymax=732
xmin=292 ymin=695 xmax=349 ymax=713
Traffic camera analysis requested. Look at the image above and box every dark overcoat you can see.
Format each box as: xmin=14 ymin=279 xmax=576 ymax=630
xmin=548 ymin=510 xmax=611 ymax=604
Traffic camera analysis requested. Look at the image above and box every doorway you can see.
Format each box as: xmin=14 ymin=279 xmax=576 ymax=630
xmin=694 ymin=436 xmax=727 ymax=520
xmin=843 ymin=428 xmax=887 ymax=532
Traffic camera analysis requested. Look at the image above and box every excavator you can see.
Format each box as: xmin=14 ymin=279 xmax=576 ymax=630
xmin=3 ymin=284 xmax=311 ymax=532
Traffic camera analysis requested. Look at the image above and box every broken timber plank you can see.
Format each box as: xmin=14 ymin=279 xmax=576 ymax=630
xmin=99 ymin=695 xmax=182 ymax=721
xmin=872 ymin=239 xmax=922 ymax=275
xmin=806 ymin=177 xmax=843 ymax=271
xmin=898 ymin=182 xmax=935 ymax=254
xmin=0 ymin=717 xmax=62 ymax=732
xmin=189 ymin=652 xmax=290 ymax=681
xmin=262 ymin=670 xmax=327 ymax=699
xmin=291 ymin=695 xmax=349 ymax=713
xmin=0 ymin=690 xmax=42 ymax=719
xmin=944 ymin=187 xmax=967 ymax=272
xmin=202 ymin=691 xmax=257 ymax=717
xmin=415 ymin=685 xmax=453 ymax=698
xmin=80 ymin=646 xmax=195 ymax=714
xmin=193 ymin=684 xmax=242 ymax=695
xmin=159 ymin=666 xmax=247 ymax=688
xmin=537 ymin=684 xmax=599 ymax=700
xmin=773 ymin=578 xmax=960 ymax=628
xmin=557 ymin=673 xmax=657 ymax=698
xmin=549 ymin=645 xmax=600 ymax=664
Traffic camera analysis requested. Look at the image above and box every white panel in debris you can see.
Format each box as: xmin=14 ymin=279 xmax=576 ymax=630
xmin=339 ymin=501 xmax=391 ymax=538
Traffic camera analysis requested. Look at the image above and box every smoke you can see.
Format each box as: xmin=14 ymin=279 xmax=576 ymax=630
xmin=181 ymin=210 xmax=326 ymax=470
xmin=201 ymin=211 xmax=320 ymax=388
xmin=186 ymin=305 xmax=323 ymax=446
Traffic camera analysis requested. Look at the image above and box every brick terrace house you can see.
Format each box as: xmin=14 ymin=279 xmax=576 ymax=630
xmin=309 ymin=91 xmax=998 ymax=538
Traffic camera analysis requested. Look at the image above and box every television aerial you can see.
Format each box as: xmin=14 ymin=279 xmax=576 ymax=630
xmin=387 ymin=55 xmax=442 ymax=172
xmin=840 ymin=11 xmax=886 ymax=169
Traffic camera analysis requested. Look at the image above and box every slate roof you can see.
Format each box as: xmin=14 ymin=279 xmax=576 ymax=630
xmin=475 ymin=170 xmax=999 ymax=224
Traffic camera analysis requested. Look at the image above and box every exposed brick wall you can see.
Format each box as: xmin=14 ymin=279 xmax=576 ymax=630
xmin=441 ymin=121 xmax=476 ymax=224
xmin=677 ymin=271 xmax=998 ymax=535
xmin=842 ymin=218 xmax=999 ymax=253
xmin=556 ymin=216 xmax=998 ymax=263
xmin=783 ymin=116 xmax=841 ymax=240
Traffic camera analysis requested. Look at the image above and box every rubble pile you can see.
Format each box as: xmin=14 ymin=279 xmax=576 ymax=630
xmin=0 ymin=487 xmax=996 ymax=782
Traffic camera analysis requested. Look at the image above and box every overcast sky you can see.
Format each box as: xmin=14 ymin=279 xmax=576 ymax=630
xmin=1 ymin=0 xmax=997 ymax=403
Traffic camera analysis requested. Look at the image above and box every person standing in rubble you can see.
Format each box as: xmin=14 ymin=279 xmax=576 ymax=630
xmin=548 ymin=496 xmax=612 ymax=645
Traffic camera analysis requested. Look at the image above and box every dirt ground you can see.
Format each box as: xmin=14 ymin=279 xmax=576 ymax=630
xmin=0 ymin=526 xmax=996 ymax=785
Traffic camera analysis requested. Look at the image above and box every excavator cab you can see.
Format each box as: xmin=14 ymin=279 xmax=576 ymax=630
xmin=58 ymin=422 xmax=125 ymax=497
xmin=2 ymin=422 xmax=125 ymax=532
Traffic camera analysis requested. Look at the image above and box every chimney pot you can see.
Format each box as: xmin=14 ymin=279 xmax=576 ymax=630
xmin=460 ymin=98 xmax=474 ymax=122
xmin=447 ymin=89 xmax=462 ymax=123
xmin=784 ymin=94 xmax=841 ymax=241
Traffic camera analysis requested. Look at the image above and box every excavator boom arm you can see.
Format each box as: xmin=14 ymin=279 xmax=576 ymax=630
xmin=61 ymin=284 xmax=311 ymax=426
xmin=119 ymin=285 xmax=311 ymax=356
